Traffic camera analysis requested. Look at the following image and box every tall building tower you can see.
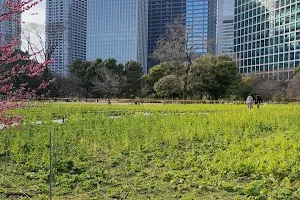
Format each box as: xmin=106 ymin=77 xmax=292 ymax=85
xmin=46 ymin=0 xmax=87 ymax=76
xmin=217 ymin=0 xmax=234 ymax=56
xmin=86 ymin=0 xmax=148 ymax=73
xmin=0 ymin=0 xmax=21 ymax=45
xmin=148 ymin=0 xmax=217 ymax=71
xmin=234 ymin=0 xmax=300 ymax=80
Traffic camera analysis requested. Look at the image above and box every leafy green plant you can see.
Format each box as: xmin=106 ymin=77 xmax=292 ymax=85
xmin=1 ymin=103 xmax=300 ymax=199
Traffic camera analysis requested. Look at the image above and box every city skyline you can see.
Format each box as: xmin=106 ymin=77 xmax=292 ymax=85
xmin=12 ymin=0 xmax=300 ymax=80
xmin=22 ymin=0 xmax=218 ymax=74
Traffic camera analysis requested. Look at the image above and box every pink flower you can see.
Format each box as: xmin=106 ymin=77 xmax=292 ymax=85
xmin=0 ymin=0 xmax=50 ymax=127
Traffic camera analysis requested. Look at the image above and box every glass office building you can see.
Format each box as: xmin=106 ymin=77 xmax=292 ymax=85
xmin=234 ymin=0 xmax=300 ymax=79
xmin=0 ymin=0 xmax=21 ymax=45
xmin=46 ymin=0 xmax=87 ymax=76
xmin=217 ymin=0 xmax=234 ymax=56
xmin=148 ymin=0 xmax=217 ymax=71
xmin=87 ymin=0 xmax=148 ymax=72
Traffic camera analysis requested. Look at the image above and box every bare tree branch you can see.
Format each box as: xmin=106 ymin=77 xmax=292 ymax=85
xmin=22 ymin=22 xmax=65 ymax=63
xmin=153 ymin=17 xmax=215 ymax=68
xmin=21 ymin=22 xmax=45 ymax=61
xmin=93 ymin=68 xmax=126 ymax=98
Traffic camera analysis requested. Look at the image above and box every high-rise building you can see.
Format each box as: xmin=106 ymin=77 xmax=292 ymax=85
xmin=46 ymin=0 xmax=87 ymax=76
xmin=234 ymin=0 xmax=300 ymax=80
xmin=148 ymin=0 xmax=217 ymax=71
xmin=217 ymin=0 xmax=234 ymax=56
xmin=0 ymin=0 xmax=21 ymax=45
xmin=86 ymin=0 xmax=148 ymax=72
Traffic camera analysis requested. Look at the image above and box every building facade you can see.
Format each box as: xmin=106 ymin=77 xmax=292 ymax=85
xmin=217 ymin=0 xmax=234 ymax=56
xmin=0 ymin=0 xmax=21 ymax=45
xmin=86 ymin=0 xmax=148 ymax=72
xmin=234 ymin=0 xmax=300 ymax=79
xmin=46 ymin=0 xmax=87 ymax=76
xmin=148 ymin=0 xmax=217 ymax=71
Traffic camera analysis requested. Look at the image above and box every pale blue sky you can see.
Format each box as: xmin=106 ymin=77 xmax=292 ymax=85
xmin=22 ymin=0 xmax=45 ymax=25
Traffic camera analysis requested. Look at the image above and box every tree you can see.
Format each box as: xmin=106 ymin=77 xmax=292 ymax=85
xmin=93 ymin=67 xmax=125 ymax=98
xmin=213 ymin=56 xmax=241 ymax=98
xmin=48 ymin=75 xmax=79 ymax=97
xmin=287 ymin=67 xmax=300 ymax=100
xmin=153 ymin=19 xmax=189 ymax=65
xmin=21 ymin=23 xmax=45 ymax=62
xmin=142 ymin=63 xmax=165 ymax=96
xmin=293 ymin=66 xmax=300 ymax=76
xmin=69 ymin=59 xmax=95 ymax=98
xmin=255 ymin=79 xmax=287 ymax=101
xmin=153 ymin=18 xmax=212 ymax=67
xmin=94 ymin=58 xmax=124 ymax=81
xmin=90 ymin=58 xmax=125 ymax=98
xmin=0 ymin=0 xmax=49 ymax=127
xmin=152 ymin=19 xmax=192 ymax=97
xmin=22 ymin=21 xmax=64 ymax=65
xmin=187 ymin=55 xmax=241 ymax=99
xmin=154 ymin=75 xmax=183 ymax=98
xmin=123 ymin=61 xmax=144 ymax=98
xmin=287 ymin=74 xmax=300 ymax=100
xmin=100 ymin=58 xmax=123 ymax=74
xmin=0 ymin=49 xmax=48 ymax=95
xmin=241 ymin=75 xmax=287 ymax=101
xmin=22 ymin=22 xmax=65 ymax=82
xmin=187 ymin=56 xmax=217 ymax=99
xmin=153 ymin=18 xmax=216 ymax=99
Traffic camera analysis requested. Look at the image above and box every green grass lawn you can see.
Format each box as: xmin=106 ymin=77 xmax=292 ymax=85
xmin=1 ymin=103 xmax=300 ymax=199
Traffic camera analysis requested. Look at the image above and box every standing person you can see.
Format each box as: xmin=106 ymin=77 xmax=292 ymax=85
xmin=255 ymin=94 xmax=263 ymax=109
xmin=246 ymin=94 xmax=254 ymax=109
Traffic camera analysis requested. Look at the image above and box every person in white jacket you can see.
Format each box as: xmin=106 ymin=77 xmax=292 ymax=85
xmin=246 ymin=95 xmax=254 ymax=109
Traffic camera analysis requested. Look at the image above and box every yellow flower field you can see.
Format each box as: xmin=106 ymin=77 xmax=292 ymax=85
xmin=1 ymin=103 xmax=300 ymax=199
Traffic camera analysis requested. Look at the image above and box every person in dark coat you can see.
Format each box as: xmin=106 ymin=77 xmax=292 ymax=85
xmin=255 ymin=94 xmax=263 ymax=109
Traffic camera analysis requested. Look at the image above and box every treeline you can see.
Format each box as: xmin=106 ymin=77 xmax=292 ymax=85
xmin=144 ymin=55 xmax=241 ymax=99
xmin=3 ymin=50 xmax=299 ymax=101
xmin=45 ymin=55 xmax=251 ymax=100
xmin=47 ymin=55 xmax=241 ymax=100
xmin=65 ymin=58 xmax=144 ymax=98
xmin=47 ymin=55 xmax=300 ymax=102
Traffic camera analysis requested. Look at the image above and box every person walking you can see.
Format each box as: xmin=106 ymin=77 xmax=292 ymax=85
xmin=246 ymin=94 xmax=254 ymax=109
xmin=255 ymin=94 xmax=263 ymax=109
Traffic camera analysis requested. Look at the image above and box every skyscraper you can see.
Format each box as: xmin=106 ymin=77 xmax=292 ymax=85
xmin=217 ymin=0 xmax=234 ymax=56
xmin=234 ymin=0 xmax=300 ymax=80
xmin=0 ymin=0 xmax=21 ymax=45
xmin=148 ymin=0 xmax=217 ymax=70
xmin=46 ymin=0 xmax=87 ymax=76
xmin=86 ymin=0 xmax=148 ymax=72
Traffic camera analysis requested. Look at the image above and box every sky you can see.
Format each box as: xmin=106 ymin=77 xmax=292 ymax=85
xmin=21 ymin=1 xmax=46 ymax=60
xmin=22 ymin=1 xmax=45 ymax=25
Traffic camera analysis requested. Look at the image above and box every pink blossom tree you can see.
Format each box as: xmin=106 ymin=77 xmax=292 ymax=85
xmin=0 ymin=0 xmax=50 ymax=128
